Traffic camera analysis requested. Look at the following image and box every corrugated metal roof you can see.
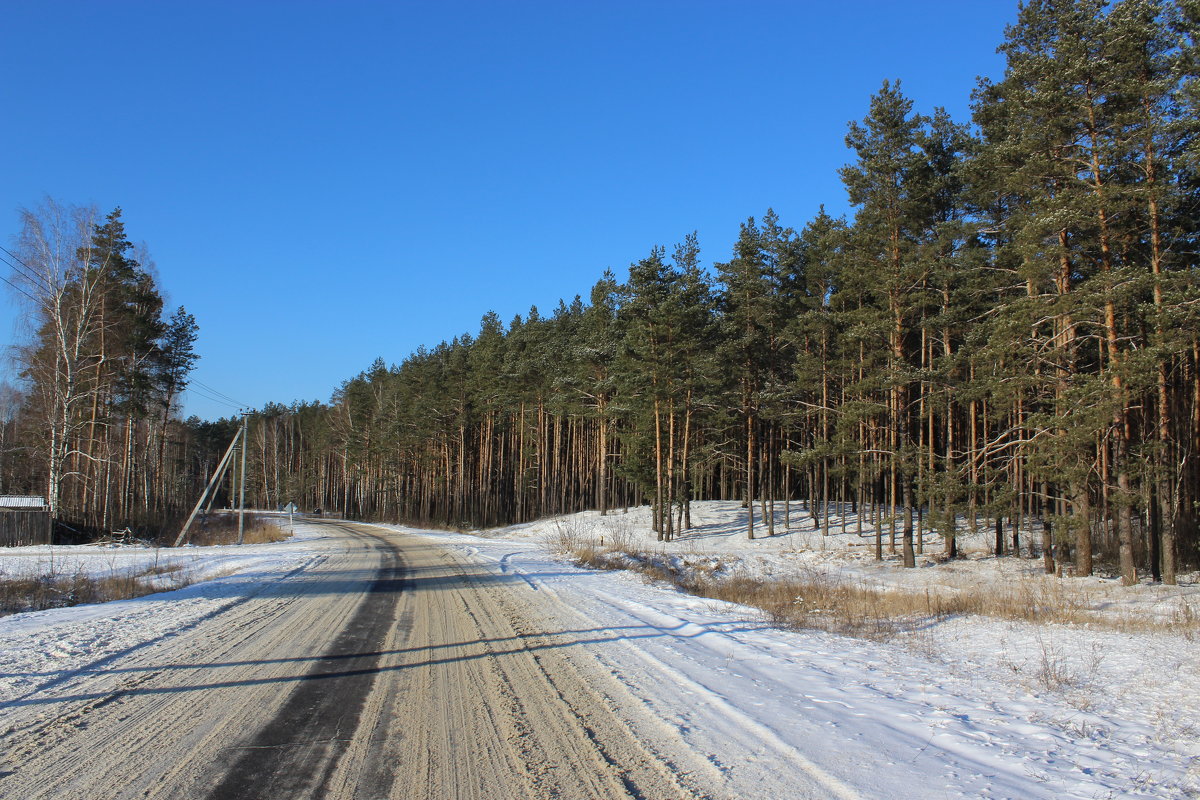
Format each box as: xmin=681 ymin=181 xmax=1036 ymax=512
xmin=0 ymin=496 xmax=47 ymax=509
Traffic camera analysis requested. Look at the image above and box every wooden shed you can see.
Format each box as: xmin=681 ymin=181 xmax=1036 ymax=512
xmin=0 ymin=496 xmax=52 ymax=546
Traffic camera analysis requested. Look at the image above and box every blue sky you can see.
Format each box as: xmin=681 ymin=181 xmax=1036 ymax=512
xmin=1 ymin=0 xmax=1017 ymax=421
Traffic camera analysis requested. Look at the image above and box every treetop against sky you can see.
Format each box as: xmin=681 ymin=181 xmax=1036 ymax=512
xmin=0 ymin=1 xmax=1016 ymax=420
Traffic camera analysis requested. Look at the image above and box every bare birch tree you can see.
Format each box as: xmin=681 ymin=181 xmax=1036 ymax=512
xmin=9 ymin=199 xmax=108 ymax=516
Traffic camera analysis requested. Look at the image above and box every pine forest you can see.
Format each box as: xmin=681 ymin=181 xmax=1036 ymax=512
xmin=3 ymin=0 xmax=1200 ymax=587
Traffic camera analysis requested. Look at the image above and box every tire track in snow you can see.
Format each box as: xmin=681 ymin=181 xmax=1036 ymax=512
xmin=462 ymin=545 xmax=863 ymax=800
xmin=1 ymin=554 xmax=324 ymax=709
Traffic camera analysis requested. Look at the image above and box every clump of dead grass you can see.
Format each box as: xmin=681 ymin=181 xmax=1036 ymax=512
xmin=543 ymin=515 xmax=636 ymax=568
xmin=0 ymin=562 xmax=196 ymax=617
xmin=547 ymin=529 xmax=1200 ymax=640
xmin=184 ymin=513 xmax=290 ymax=546
xmin=639 ymin=562 xmax=910 ymax=639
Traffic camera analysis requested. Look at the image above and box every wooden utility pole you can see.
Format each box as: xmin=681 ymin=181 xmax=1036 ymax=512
xmin=174 ymin=425 xmax=243 ymax=547
xmin=237 ymin=412 xmax=248 ymax=545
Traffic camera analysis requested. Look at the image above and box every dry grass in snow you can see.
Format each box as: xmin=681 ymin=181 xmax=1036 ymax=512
xmin=182 ymin=513 xmax=291 ymax=546
xmin=0 ymin=561 xmax=196 ymax=617
xmin=0 ymin=512 xmax=293 ymax=616
xmin=536 ymin=502 xmax=1200 ymax=641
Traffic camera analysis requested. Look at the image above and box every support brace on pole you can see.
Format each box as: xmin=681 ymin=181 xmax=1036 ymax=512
xmin=174 ymin=427 xmax=243 ymax=547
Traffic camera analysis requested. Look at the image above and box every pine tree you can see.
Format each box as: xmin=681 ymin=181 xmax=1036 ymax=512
xmin=568 ymin=274 xmax=621 ymax=516
xmin=155 ymin=306 xmax=199 ymax=506
xmin=715 ymin=218 xmax=783 ymax=539
xmin=839 ymin=81 xmax=939 ymax=567
xmin=618 ymin=247 xmax=677 ymax=539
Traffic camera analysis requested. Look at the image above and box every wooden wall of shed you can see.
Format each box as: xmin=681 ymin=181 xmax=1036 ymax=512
xmin=0 ymin=511 xmax=52 ymax=546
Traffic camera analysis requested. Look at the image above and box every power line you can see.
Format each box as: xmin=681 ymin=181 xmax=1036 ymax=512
xmin=190 ymin=379 xmax=249 ymax=408
xmin=184 ymin=385 xmax=243 ymax=412
xmin=0 ymin=271 xmax=38 ymax=304
xmin=0 ymin=250 xmax=42 ymax=304
xmin=191 ymin=380 xmax=247 ymax=406
xmin=0 ymin=243 xmax=255 ymax=419
xmin=0 ymin=245 xmax=41 ymax=285
xmin=186 ymin=389 xmax=241 ymax=411
xmin=0 ymin=252 xmax=37 ymax=287
xmin=0 ymin=244 xmax=32 ymax=267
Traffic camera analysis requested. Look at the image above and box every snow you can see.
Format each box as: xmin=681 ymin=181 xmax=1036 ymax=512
xmin=2 ymin=502 xmax=1197 ymax=798
xmin=0 ymin=527 xmax=322 ymax=588
xmin=0 ymin=521 xmax=337 ymax=703
xmin=401 ymin=501 xmax=1200 ymax=798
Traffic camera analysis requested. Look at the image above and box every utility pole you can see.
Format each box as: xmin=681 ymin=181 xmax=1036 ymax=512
xmin=228 ymin=433 xmax=238 ymax=512
xmin=174 ymin=425 xmax=243 ymax=547
xmin=237 ymin=411 xmax=248 ymax=545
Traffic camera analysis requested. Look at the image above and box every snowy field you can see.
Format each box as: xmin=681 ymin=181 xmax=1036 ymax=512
xmin=484 ymin=500 xmax=1200 ymax=620
xmin=1 ymin=503 xmax=1197 ymax=798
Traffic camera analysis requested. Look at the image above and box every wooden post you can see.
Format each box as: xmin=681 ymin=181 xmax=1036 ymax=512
xmin=174 ymin=427 xmax=243 ymax=547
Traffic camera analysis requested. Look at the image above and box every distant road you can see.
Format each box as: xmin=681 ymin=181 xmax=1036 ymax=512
xmin=0 ymin=522 xmax=708 ymax=800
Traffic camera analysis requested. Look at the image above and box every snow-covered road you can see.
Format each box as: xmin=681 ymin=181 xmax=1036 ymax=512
xmin=0 ymin=522 xmax=702 ymax=799
xmin=413 ymin=526 xmax=1195 ymax=799
xmin=0 ymin=518 xmax=1194 ymax=798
